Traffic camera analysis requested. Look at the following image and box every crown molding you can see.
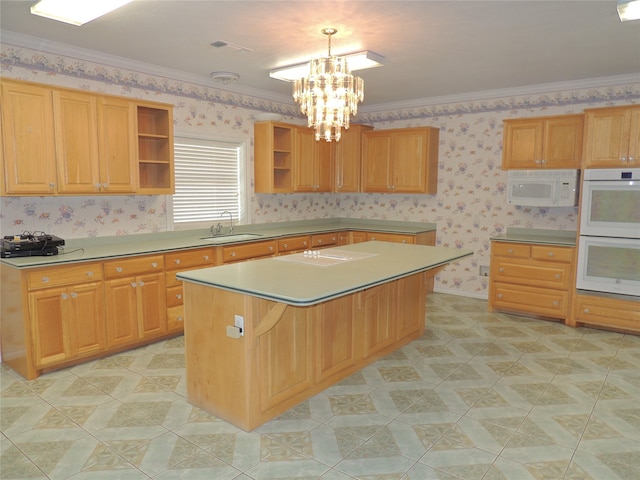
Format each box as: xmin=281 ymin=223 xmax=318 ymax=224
xmin=359 ymin=74 xmax=640 ymax=113
xmin=1 ymin=30 xmax=293 ymax=105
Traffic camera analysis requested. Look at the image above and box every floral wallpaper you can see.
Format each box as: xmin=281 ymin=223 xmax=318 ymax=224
xmin=1 ymin=41 xmax=639 ymax=298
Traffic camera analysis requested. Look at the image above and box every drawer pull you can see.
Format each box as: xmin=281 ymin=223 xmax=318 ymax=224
xmin=268 ymin=246 xmax=274 ymax=252
xmin=553 ymin=301 xmax=559 ymax=306
xmin=497 ymin=293 xmax=503 ymax=299
xmin=402 ymin=240 xmax=407 ymax=243
xmin=176 ymin=294 xmax=182 ymax=299
xmin=116 ymin=267 xmax=123 ymax=273
xmin=174 ymin=259 xmax=181 ymax=265
xmin=231 ymin=252 xmax=236 ymax=257
xmin=203 ymin=255 xmax=209 ymax=261
xmin=61 ymin=293 xmax=68 ymax=300
xmin=584 ymin=308 xmax=590 ymax=313
xmin=177 ymin=316 xmax=184 ymax=322
xmin=303 ymin=241 xmax=307 ymax=246
xmin=283 ymin=243 xmax=288 ymax=248
xmin=86 ymin=271 xmax=94 ymax=277
xmin=151 ymin=262 xmax=158 ymax=268
xmin=548 ymin=252 xmax=554 ymax=257
xmin=499 ymin=268 xmax=504 ymax=273
xmin=139 ymin=281 xmax=145 ymax=287
xmin=507 ymin=248 xmax=513 ymax=254
xmin=555 ymin=274 xmax=561 ymax=279
xmin=71 ymin=292 xmax=77 ymax=298
xmin=131 ymin=282 xmax=137 ymax=287
xmin=42 ymin=276 xmax=49 ymax=283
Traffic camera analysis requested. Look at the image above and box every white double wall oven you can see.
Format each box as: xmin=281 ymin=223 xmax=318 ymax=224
xmin=576 ymin=168 xmax=640 ymax=297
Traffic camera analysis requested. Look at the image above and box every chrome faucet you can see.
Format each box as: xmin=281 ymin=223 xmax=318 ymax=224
xmin=221 ymin=210 xmax=233 ymax=234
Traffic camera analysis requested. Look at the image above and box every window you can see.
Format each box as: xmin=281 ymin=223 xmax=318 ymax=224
xmin=171 ymin=135 xmax=247 ymax=230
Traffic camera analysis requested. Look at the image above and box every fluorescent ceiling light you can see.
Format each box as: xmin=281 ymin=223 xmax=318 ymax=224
xmin=270 ymin=51 xmax=384 ymax=82
xmin=30 ymin=0 xmax=132 ymax=26
xmin=617 ymin=0 xmax=640 ymax=21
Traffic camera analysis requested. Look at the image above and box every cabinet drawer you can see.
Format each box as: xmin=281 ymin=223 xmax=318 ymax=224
xmin=492 ymin=282 xmax=569 ymax=318
xmin=27 ymin=263 xmax=104 ymax=290
xmin=165 ymin=248 xmax=214 ymax=270
xmin=574 ymin=295 xmax=640 ymax=333
xmin=222 ymin=240 xmax=276 ymax=263
xmin=104 ymin=255 xmax=164 ymax=278
xmin=167 ymin=305 xmax=184 ymax=332
xmin=493 ymin=259 xmax=572 ymax=289
xmin=366 ymin=232 xmax=415 ymax=244
xmin=492 ymin=242 xmax=531 ymax=258
xmin=531 ymin=245 xmax=573 ymax=263
xmin=311 ymin=232 xmax=338 ymax=248
xmin=278 ymin=235 xmax=310 ymax=253
xmin=166 ymin=285 xmax=184 ymax=307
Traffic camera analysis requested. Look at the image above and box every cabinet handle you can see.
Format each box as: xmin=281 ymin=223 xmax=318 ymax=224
xmin=629 ymin=156 xmax=635 ymax=163
xmin=70 ymin=292 xmax=77 ymax=298
xmin=548 ymin=252 xmax=554 ymax=257
xmin=177 ymin=316 xmax=184 ymax=322
xmin=555 ymin=274 xmax=561 ymax=279
xmin=402 ymin=240 xmax=407 ymax=244
xmin=49 ymin=182 xmax=56 ymax=190
xmin=116 ymin=267 xmax=123 ymax=273
xmin=303 ymin=241 xmax=307 ymax=246
xmin=174 ymin=259 xmax=181 ymax=264
xmin=497 ymin=293 xmax=503 ymax=299
xmin=283 ymin=243 xmax=288 ymax=248
xmin=151 ymin=262 xmax=158 ymax=268
xmin=553 ymin=301 xmax=559 ymax=306
xmin=231 ymin=252 xmax=236 ymax=257
xmin=102 ymin=183 xmax=108 ymax=189
xmin=139 ymin=281 xmax=145 ymax=287
xmin=268 ymin=246 xmax=274 ymax=252
xmin=621 ymin=156 xmax=627 ymax=162
xmin=86 ymin=271 xmax=93 ymax=277
xmin=371 ymin=237 xmax=376 ymax=241
xmin=61 ymin=293 xmax=68 ymax=300
xmin=584 ymin=308 xmax=590 ymax=313
xmin=176 ymin=294 xmax=182 ymax=299
xmin=95 ymin=183 xmax=101 ymax=189
xmin=131 ymin=282 xmax=137 ymax=287
xmin=42 ymin=276 xmax=49 ymax=283
xmin=507 ymin=249 xmax=513 ymax=254
xmin=203 ymin=255 xmax=209 ymax=261
xmin=499 ymin=268 xmax=504 ymax=273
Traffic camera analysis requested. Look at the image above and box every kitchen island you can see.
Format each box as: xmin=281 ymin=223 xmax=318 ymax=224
xmin=177 ymin=241 xmax=472 ymax=431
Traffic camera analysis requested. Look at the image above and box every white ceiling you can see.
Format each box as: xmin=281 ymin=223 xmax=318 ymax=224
xmin=1 ymin=0 xmax=639 ymax=109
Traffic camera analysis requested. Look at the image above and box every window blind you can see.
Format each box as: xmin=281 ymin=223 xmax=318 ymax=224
xmin=173 ymin=137 xmax=241 ymax=226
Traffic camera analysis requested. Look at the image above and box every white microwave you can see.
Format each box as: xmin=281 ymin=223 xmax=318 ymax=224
xmin=507 ymin=169 xmax=580 ymax=207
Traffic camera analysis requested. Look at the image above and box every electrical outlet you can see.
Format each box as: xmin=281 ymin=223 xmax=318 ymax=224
xmin=234 ymin=315 xmax=244 ymax=336
xmin=479 ymin=265 xmax=490 ymax=277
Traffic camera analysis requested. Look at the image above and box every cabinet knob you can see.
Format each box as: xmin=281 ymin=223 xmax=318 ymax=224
xmin=176 ymin=294 xmax=182 ymax=299
xmin=203 ymin=255 xmax=209 ymax=261
xmin=49 ymin=182 xmax=56 ymax=190
xmin=553 ymin=301 xmax=559 ymax=306
xmin=584 ymin=308 xmax=590 ymax=313
xmin=268 ymin=246 xmax=274 ymax=252
xmin=102 ymin=183 xmax=109 ymax=189
xmin=497 ymin=293 xmax=503 ymax=299
xmin=303 ymin=241 xmax=307 ymax=246
xmin=95 ymin=183 xmax=101 ymax=189
xmin=131 ymin=282 xmax=137 ymax=287
xmin=42 ymin=276 xmax=49 ymax=283
xmin=139 ymin=281 xmax=145 ymax=287
xmin=499 ymin=268 xmax=504 ymax=273
xmin=86 ymin=271 xmax=94 ymax=277
xmin=283 ymin=243 xmax=288 ymax=248
xmin=507 ymin=249 xmax=513 ymax=254
xmin=174 ymin=259 xmax=181 ymax=264
xmin=555 ymin=274 xmax=561 ymax=279
xmin=621 ymin=156 xmax=627 ymax=162
xmin=402 ymin=240 xmax=407 ymax=244
xmin=116 ymin=267 xmax=123 ymax=273
xmin=629 ymin=156 xmax=635 ymax=163
xmin=231 ymin=252 xmax=236 ymax=257
xmin=371 ymin=237 xmax=376 ymax=241
xmin=71 ymin=292 xmax=78 ymax=298
xmin=61 ymin=293 xmax=68 ymax=300
xmin=548 ymin=252 xmax=554 ymax=257
xmin=151 ymin=262 xmax=158 ymax=268
xmin=177 ymin=316 xmax=184 ymax=322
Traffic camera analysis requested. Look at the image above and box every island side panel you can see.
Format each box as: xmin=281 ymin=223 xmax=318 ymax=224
xmin=183 ymin=282 xmax=256 ymax=430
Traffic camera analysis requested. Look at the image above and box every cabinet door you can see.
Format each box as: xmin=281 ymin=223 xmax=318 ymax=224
xmin=137 ymin=272 xmax=167 ymax=338
xmin=542 ymin=116 xmax=583 ymax=168
xmin=69 ymin=282 xmax=106 ymax=357
xmin=53 ymin=89 xmax=101 ymax=194
xmin=362 ymin=133 xmax=392 ymax=192
xmin=334 ymin=125 xmax=371 ymax=192
xmin=105 ymin=278 xmax=139 ymax=347
xmin=502 ymin=119 xmax=543 ymax=169
xmin=361 ymin=282 xmax=396 ymax=357
xmin=98 ymin=97 xmax=137 ymax=193
xmin=294 ymin=128 xmax=316 ymax=192
xmin=28 ymin=287 xmax=68 ymax=368
xmin=1 ymin=81 xmax=57 ymax=194
xmin=396 ymin=274 xmax=426 ymax=340
xmin=392 ymin=131 xmax=427 ymax=192
xmin=366 ymin=232 xmax=415 ymax=244
xmin=583 ymin=107 xmax=632 ymax=167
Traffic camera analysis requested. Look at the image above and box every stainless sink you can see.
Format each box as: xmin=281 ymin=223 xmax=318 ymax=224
xmin=199 ymin=233 xmax=264 ymax=243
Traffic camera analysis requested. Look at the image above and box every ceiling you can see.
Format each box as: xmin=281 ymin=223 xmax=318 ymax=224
xmin=1 ymin=1 xmax=639 ymax=109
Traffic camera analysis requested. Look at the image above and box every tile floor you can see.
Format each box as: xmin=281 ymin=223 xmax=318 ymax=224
xmin=1 ymin=293 xmax=639 ymax=480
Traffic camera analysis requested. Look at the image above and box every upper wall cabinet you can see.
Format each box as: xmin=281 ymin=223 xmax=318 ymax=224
xmin=583 ymin=105 xmax=640 ymax=168
xmin=362 ymin=127 xmax=439 ymax=194
xmin=1 ymin=80 xmax=57 ymax=195
xmin=0 ymin=79 xmax=173 ymax=196
xmin=254 ymin=121 xmax=295 ymax=193
xmin=334 ymin=124 xmax=373 ymax=192
xmin=294 ymin=126 xmax=332 ymax=192
xmin=502 ymin=114 xmax=584 ymax=170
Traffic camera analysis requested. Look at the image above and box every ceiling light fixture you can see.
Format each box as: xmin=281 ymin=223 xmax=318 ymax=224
xmin=210 ymin=71 xmax=240 ymax=85
xmin=30 ymin=0 xmax=132 ymax=26
xmin=289 ymin=28 xmax=370 ymax=142
xmin=617 ymin=0 xmax=640 ymax=20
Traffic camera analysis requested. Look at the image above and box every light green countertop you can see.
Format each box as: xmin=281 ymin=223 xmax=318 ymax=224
xmin=1 ymin=218 xmax=436 ymax=268
xmin=177 ymin=241 xmax=472 ymax=306
xmin=490 ymin=228 xmax=577 ymax=246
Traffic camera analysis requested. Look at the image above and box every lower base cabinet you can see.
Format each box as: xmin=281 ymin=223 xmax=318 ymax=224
xmin=569 ymin=293 xmax=640 ymax=333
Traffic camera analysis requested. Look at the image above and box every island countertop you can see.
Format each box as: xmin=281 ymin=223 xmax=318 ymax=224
xmin=177 ymin=241 xmax=472 ymax=306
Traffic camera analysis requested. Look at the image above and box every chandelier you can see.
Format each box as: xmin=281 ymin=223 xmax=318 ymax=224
xmin=293 ymin=28 xmax=364 ymax=142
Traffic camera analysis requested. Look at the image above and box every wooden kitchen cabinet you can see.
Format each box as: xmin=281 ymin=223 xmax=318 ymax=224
xmin=502 ymin=114 xmax=584 ymax=169
xmin=164 ymin=247 xmax=215 ymax=333
xmin=104 ymin=255 xmax=166 ymax=347
xmin=137 ymin=103 xmax=174 ymax=193
xmin=277 ymin=235 xmax=311 ymax=254
xmin=1 ymin=80 xmax=57 ymax=194
xmin=27 ymin=263 xmax=105 ymax=369
xmin=311 ymin=232 xmax=338 ymax=248
xmin=583 ymin=105 xmax=640 ymax=168
xmin=569 ymin=293 xmax=640 ymax=334
xmin=220 ymin=239 xmax=277 ymax=263
xmin=294 ymin=127 xmax=332 ymax=192
xmin=334 ymin=124 xmax=373 ymax=192
xmin=254 ymin=121 xmax=295 ymax=193
xmin=489 ymin=241 xmax=575 ymax=320
xmin=362 ymin=126 xmax=439 ymax=193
